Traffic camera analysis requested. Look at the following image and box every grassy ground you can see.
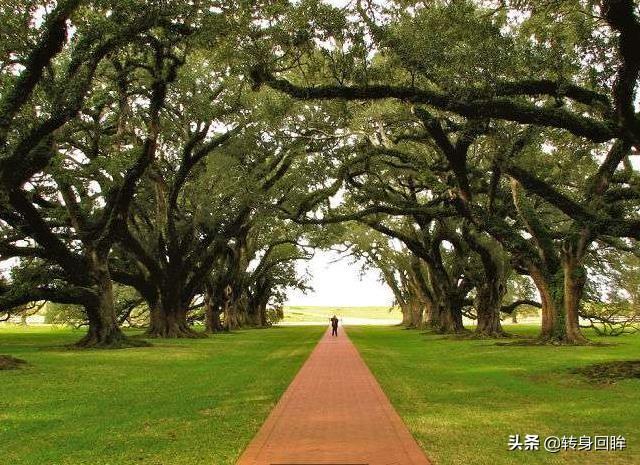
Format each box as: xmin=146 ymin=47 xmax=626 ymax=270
xmin=0 ymin=324 xmax=325 ymax=465
xmin=283 ymin=305 xmax=401 ymax=322
xmin=347 ymin=325 xmax=639 ymax=465
xmin=4 ymin=323 xmax=637 ymax=465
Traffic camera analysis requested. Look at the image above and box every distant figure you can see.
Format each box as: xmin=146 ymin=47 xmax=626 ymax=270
xmin=330 ymin=315 xmax=339 ymax=336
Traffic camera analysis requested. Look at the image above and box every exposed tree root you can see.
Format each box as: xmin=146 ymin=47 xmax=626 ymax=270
xmin=470 ymin=329 xmax=513 ymax=339
xmin=145 ymin=325 xmax=207 ymax=339
xmin=74 ymin=330 xmax=150 ymax=349
xmin=438 ymin=329 xmax=512 ymax=340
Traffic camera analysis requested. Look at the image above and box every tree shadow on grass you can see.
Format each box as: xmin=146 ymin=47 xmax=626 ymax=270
xmin=570 ymin=360 xmax=640 ymax=384
xmin=417 ymin=327 xmax=517 ymax=342
xmin=37 ymin=334 xmax=153 ymax=352
xmin=0 ymin=354 xmax=28 ymax=370
xmin=494 ymin=338 xmax=615 ymax=347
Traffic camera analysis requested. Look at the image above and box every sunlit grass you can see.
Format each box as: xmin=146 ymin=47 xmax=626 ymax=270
xmin=4 ymin=323 xmax=637 ymax=465
xmin=348 ymin=325 xmax=640 ymax=465
xmin=283 ymin=305 xmax=402 ymax=322
xmin=0 ymin=325 xmax=324 ymax=465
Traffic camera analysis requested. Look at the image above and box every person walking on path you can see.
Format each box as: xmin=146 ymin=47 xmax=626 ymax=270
xmin=330 ymin=315 xmax=339 ymax=336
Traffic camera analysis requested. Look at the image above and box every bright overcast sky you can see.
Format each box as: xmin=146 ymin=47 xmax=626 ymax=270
xmin=285 ymin=250 xmax=394 ymax=307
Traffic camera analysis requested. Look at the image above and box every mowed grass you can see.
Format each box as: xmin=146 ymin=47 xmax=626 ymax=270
xmin=283 ymin=305 xmax=401 ymax=322
xmin=347 ymin=325 xmax=640 ymax=465
xmin=0 ymin=325 xmax=325 ymax=465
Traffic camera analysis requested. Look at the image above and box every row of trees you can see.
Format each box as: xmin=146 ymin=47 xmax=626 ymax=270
xmin=1 ymin=0 xmax=639 ymax=346
xmin=0 ymin=0 xmax=334 ymax=346
xmin=248 ymin=0 xmax=640 ymax=343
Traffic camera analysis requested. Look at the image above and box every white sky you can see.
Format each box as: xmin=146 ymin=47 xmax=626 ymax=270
xmin=285 ymin=249 xmax=394 ymax=307
xmin=325 ymin=0 xmax=352 ymax=6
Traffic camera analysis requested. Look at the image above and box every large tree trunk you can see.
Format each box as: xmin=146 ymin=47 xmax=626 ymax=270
xmin=147 ymin=304 xmax=199 ymax=338
xmin=400 ymin=303 xmax=412 ymax=326
xmin=246 ymin=304 xmax=267 ymax=327
xmin=427 ymin=272 xmax=465 ymax=333
xmin=204 ymin=285 xmax=224 ymax=333
xmin=222 ymin=285 xmax=234 ymax=331
xmin=422 ymin=299 xmax=437 ymax=328
xmin=258 ymin=302 xmax=269 ymax=326
xmin=562 ymin=252 xmax=588 ymax=344
xmin=146 ymin=287 xmax=200 ymax=338
xmin=431 ymin=296 xmax=465 ymax=333
xmin=529 ymin=265 xmax=566 ymax=341
xmin=439 ymin=304 xmax=465 ymax=333
xmin=225 ymin=297 xmax=249 ymax=329
xmin=255 ymin=296 xmax=270 ymax=327
xmin=529 ymin=261 xmax=587 ymax=344
xmin=406 ymin=263 xmax=434 ymax=329
xmin=205 ymin=302 xmax=224 ymax=333
xmin=380 ymin=268 xmax=412 ymax=327
xmin=76 ymin=250 xmax=131 ymax=348
xmin=246 ymin=282 xmax=272 ymax=327
xmin=404 ymin=300 xmax=424 ymax=328
xmin=511 ymin=179 xmax=589 ymax=344
xmin=474 ymin=280 xmax=506 ymax=337
xmin=463 ymin=228 xmax=507 ymax=337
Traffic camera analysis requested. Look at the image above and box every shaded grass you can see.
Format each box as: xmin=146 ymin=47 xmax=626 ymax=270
xmin=571 ymin=360 xmax=640 ymax=384
xmin=347 ymin=325 xmax=640 ymax=465
xmin=0 ymin=354 xmax=27 ymax=370
xmin=0 ymin=324 xmax=325 ymax=465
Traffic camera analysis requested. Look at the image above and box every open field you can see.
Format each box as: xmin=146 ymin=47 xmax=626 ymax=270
xmin=281 ymin=305 xmax=544 ymax=326
xmin=282 ymin=305 xmax=402 ymax=324
xmin=348 ymin=325 xmax=640 ymax=465
xmin=0 ymin=325 xmax=325 ymax=465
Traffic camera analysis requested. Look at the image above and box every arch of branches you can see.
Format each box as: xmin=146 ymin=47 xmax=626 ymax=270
xmin=1 ymin=0 xmax=639 ymax=346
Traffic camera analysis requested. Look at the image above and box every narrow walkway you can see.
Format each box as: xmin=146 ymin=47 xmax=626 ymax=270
xmin=236 ymin=327 xmax=431 ymax=465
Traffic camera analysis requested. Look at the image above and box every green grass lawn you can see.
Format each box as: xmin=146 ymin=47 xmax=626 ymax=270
xmin=283 ymin=305 xmax=402 ymax=322
xmin=0 ymin=325 xmax=325 ymax=465
xmin=347 ymin=325 xmax=640 ymax=465
xmin=3 ymin=323 xmax=638 ymax=465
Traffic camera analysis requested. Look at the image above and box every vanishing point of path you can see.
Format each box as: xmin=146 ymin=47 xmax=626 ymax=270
xmin=236 ymin=327 xmax=431 ymax=465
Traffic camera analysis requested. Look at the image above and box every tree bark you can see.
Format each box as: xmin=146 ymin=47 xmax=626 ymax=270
xmin=529 ymin=261 xmax=588 ymax=344
xmin=429 ymin=292 xmax=465 ymax=333
xmin=474 ymin=279 xmax=506 ymax=337
xmin=204 ymin=284 xmax=224 ymax=333
xmin=404 ymin=300 xmax=424 ymax=328
xmin=246 ymin=280 xmax=272 ymax=327
xmin=400 ymin=303 xmax=412 ymax=326
xmin=463 ymin=229 xmax=508 ymax=337
xmin=76 ymin=249 xmax=130 ymax=348
xmin=438 ymin=301 xmax=465 ymax=333
xmin=529 ymin=265 xmax=565 ymax=341
xmin=146 ymin=287 xmax=200 ymax=338
xmin=422 ymin=299 xmax=437 ymax=328
xmin=426 ymin=270 xmax=466 ymax=333
xmin=562 ymin=251 xmax=588 ymax=344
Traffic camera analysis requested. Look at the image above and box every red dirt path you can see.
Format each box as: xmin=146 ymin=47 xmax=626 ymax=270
xmin=236 ymin=326 xmax=431 ymax=465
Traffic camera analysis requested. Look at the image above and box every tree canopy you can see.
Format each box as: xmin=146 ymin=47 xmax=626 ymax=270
xmin=1 ymin=0 xmax=639 ymax=346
